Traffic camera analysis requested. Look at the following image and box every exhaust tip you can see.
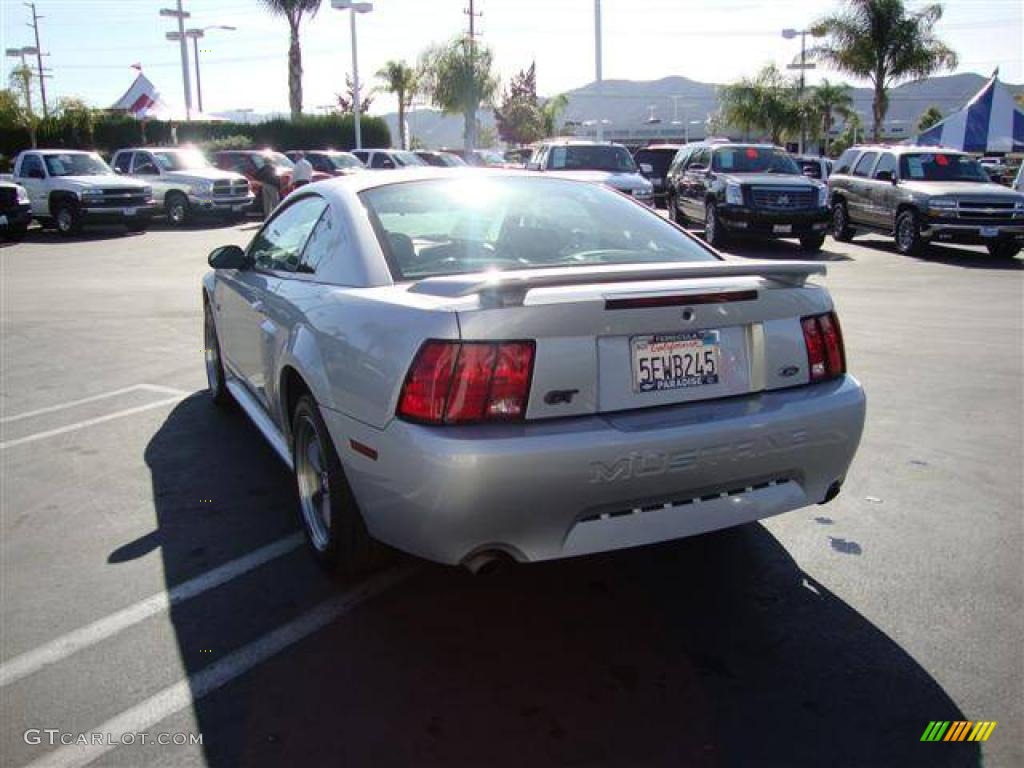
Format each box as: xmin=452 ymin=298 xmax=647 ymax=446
xmin=463 ymin=550 xmax=514 ymax=576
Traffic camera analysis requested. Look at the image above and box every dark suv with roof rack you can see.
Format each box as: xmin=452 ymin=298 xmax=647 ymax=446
xmin=664 ymin=142 xmax=830 ymax=251
xmin=828 ymin=144 xmax=1024 ymax=258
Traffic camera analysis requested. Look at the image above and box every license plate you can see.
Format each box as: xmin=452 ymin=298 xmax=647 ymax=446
xmin=123 ymin=207 xmax=137 ymax=216
xmin=980 ymin=226 xmax=999 ymax=237
xmin=773 ymin=224 xmax=792 ymax=234
xmin=631 ymin=331 xmax=721 ymax=393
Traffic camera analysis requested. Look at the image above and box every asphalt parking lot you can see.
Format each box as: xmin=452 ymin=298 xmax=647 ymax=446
xmin=0 ymin=220 xmax=1021 ymax=768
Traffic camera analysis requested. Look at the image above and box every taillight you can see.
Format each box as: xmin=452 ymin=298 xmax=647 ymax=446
xmin=397 ymin=340 xmax=535 ymax=424
xmin=801 ymin=312 xmax=845 ymax=382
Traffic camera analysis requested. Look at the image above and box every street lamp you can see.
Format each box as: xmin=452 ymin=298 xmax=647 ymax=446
xmin=782 ymin=26 xmax=824 ymax=154
xmin=167 ymin=25 xmax=236 ymax=114
xmin=5 ymin=46 xmax=38 ymax=112
xmin=594 ymin=0 xmax=603 ymax=140
xmin=331 ymin=1 xmax=373 ymax=150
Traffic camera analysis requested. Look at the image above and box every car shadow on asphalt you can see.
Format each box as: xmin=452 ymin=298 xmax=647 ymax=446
xmin=718 ymin=238 xmax=854 ymax=262
xmin=852 ymin=238 xmax=1023 ymax=271
xmin=131 ymin=393 xmax=979 ymax=768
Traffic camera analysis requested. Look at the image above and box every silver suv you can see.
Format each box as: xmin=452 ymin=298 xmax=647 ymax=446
xmin=527 ymin=140 xmax=654 ymax=205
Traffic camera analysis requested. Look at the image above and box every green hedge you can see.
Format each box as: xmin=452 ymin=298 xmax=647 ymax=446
xmin=0 ymin=113 xmax=391 ymax=158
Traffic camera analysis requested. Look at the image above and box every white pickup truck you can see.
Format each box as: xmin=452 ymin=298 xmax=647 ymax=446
xmin=13 ymin=149 xmax=156 ymax=236
xmin=111 ymin=147 xmax=252 ymax=225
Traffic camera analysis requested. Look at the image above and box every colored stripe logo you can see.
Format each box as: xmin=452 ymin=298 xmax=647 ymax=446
xmin=921 ymin=721 xmax=997 ymax=742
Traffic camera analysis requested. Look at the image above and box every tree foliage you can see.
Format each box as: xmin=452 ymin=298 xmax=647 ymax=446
xmin=719 ymin=65 xmax=802 ymax=145
xmin=917 ymin=105 xmax=944 ymax=132
xmin=257 ymin=0 xmax=322 ymax=119
xmin=376 ymin=60 xmax=418 ymax=149
xmin=494 ymin=64 xmax=544 ymax=145
xmin=808 ymin=79 xmax=854 ymax=154
xmin=419 ymin=36 xmax=499 ymax=150
xmin=809 ymin=0 xmax=957 ymax=141
xmin=334 ymin=74 xmax=376 ymax=115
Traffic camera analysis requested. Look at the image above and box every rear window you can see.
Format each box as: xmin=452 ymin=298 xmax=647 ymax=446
xmin=547 ymin=145 xmax=636 ymax=173
xmin=634 ymin=149 xmax=676 ymax=176
xmin=360 ymin=176 xmax=715 ymax=281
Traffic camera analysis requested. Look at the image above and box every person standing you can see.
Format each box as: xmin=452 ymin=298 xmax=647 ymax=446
xmin=255 ymin=159 xmax=281 ymax=219
xmin=292 ymin=152 xmax=313 ymax=189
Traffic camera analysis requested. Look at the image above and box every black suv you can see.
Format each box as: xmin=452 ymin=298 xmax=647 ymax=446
xmin=664 ymin=142 xmax=830 ymax=251
xmin=633 ymin=144 xmax=681 ymax=207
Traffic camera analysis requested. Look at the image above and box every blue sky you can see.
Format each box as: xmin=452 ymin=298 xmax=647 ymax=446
xmin=1 ymin=0 xmax=1021 ymax=116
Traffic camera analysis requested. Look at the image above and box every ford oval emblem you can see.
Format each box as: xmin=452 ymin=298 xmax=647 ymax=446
xmin=779 ymin=365 xmax=800 ymax=378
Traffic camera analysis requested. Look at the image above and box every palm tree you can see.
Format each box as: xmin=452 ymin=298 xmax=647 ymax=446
xmin=808 ymin=79 xmax=854 ymax=155
xmin=419 ymin=37 xmax=499 ymax=151
xmin=376 ymin=60 xmax=418 ymax=150
xmin=719 ymin=65 xmax=802 ymax=145
xmin=810 ymin=0 xmax=957 ymax=142
xmin=258 ymin=0 xmax=322 ymax=119
xmin=917 ymin=105 xmax=944 ymax=132
xmin=540 ymin=93 xmax=568 ymax=137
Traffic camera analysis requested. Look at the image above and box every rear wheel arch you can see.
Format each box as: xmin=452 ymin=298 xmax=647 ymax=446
xmin=280 ymin=365 xmax=312 ymax=439
xmin=48 ymin=190 xmax=77 ymax=213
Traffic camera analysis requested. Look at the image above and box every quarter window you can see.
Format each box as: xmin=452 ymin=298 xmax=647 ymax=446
xmin=852 ymin=152 xmax=878 ymax=178
xmin=249 ymin=196 xmax=329 ymax=273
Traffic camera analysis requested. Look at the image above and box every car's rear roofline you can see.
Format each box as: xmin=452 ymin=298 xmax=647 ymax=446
xmin=408 ymin=260 xmax=826 ymax=306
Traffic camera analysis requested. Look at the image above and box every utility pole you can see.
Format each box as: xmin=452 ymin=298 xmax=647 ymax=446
xmin=783 ymin=27 xmax=821 ymax=154
xmin=464 ymin=0 xmax=482 ymax=151
xmin=24 ymin=3 xmax=48 ymax=118
xmin=594 ymin=0 xmax=603 ymax=141
xmin=160 ymin=0 xmax=192 ymax=120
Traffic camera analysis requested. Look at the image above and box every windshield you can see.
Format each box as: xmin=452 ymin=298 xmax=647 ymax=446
xmin=326 ymin=153 xmax=362 ymax=170
xmin=899 ymin=153 xmax=990 ymax=182
xmin=548 ymin=145 xmax=637 ymax=173
xmin=634 ymin=149 xmax=677 ymax=176
xmin=153 ymin=150 xmax=211 ymax=171
xmin=43 ymin=153 xmax=111 ymax=177
xmin=712 ymin=147 xmax=800 ymax=175
xmin=253 ymin=152 xmax=294 ymax=170
xmin=360 ymin=176 xmax=714 ymax=281
xmin=393 ymin=151 xmax=426 ymax=167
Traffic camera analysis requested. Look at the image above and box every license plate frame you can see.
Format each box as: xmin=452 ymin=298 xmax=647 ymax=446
xmin=980 ymin=226 xmax=999 ymax=238
xmin=630 ymin=331 xmax=721 ymax=393
xmin=773 ymin=224 xmax=793 ymax=234
xmin=123 ymin=207 xmax=137 ymax=216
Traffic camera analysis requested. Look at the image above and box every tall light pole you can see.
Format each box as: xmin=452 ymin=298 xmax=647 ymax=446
xmin=160 ymin=1 xmax=192 ymax=120
xmin=5 ymin=46 xmax=38 ymax=113
xmin=25 ymin=3 xmax=49 ymax=118
xmin=331 ymin=1 xmax=373 ymax=150
xmin=168 ymin=25 xmax=236 ymax=114
xmin=594 ymin=0 xmax=603 ymax=141
xmin=782 ymin=27 xmax=823 ymax=154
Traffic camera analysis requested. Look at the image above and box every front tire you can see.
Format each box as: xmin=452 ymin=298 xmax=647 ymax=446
xmin=800 ymin=233 xmax=826 ymax=253
xmin=291 ymin=394 xmax=382 ymax=577
xmin=203 ymin=299 xmax=232 ymax=406
xmin=54 ymin=201 xmax=82 ymax=237
xmin=831 ymin=200 xmax=854 ymax=242
xmin=895 ymin=209 xmax=926 ymax=256
xmin=987 ymin=241 xmax=1021 ymax=259
xmin=165 ymin=191 xmax=190 ymax=226
xmin=703 ymin=202 xmax=728 ymax=249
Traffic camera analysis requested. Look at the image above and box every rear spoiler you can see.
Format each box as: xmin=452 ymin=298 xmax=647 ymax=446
xmin=408 ymin=260 xmax=826 ymax=307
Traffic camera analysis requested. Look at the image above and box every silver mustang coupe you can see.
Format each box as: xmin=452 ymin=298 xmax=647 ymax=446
xmin=203 ymin=168 xmax=866 ymax=575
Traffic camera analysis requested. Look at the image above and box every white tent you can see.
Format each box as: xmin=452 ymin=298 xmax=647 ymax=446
xmin=111 ymin=72 xmax=224 ymax=122
xmin=912 ymin=71 xmax=1024 ymax=153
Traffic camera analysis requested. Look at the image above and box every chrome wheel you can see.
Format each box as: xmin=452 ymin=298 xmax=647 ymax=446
xmin=56 ymin=207 xmax=74 ymax=233
xmin=295 ymin=415 xmax=331 ymax=553
xmin=896 ymin=214 xmax=916 ymax=253
xmin=204 ymin=305 xmax=219 ymax=393
xmin=167 ymin=195 xmax=188 ymax=226
xmin=832 ymin=205 xmax=847 ymax=237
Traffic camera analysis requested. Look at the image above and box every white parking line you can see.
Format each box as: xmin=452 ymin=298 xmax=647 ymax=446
xmin=0 ymin=396 xmax=187 ymax=451
xmin=22 ymin=565 xmax=413 ymax=768
xmin=0 ymin=533 xmax=305 ymax=688
xmin=0 ymin=384 xmax=188 ymax=424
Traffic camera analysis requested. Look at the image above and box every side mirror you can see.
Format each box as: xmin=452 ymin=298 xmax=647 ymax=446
xmin=875 ymin=170 xmax=894 ymax=183
xmin=208 ymin=245 xmax=249 ymax=270
xmin=639 ymin=162 xmax=654 ymax=175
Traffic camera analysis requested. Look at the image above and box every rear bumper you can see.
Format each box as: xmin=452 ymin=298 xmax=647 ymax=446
xmin=324 ymin=375 xmax=866 ymax=565
xmin=718 ymin=205 xmax=831 ymax=236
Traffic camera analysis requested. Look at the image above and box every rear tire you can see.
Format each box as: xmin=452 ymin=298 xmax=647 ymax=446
xmin=831 ymin=200 xmax=854 ymax=242
xmin=165 ymin=191 xmax=190 ymax=226
xmin=895 ymin=209 xmax=926 ymax=256
xmin=703 ymin=202 xmax=728 ymax=249
xmin=291 ymin=394 xmax=382 ymax=578
xmin=54 ymin=201 xmax=82 ymax=237
xmin=800 ymin=233 xmax=826 ymax=253
xmin=203 ymin=300 xmax=232 ymax=407
xmin=987 ymin=241 xmax=1021 ymax=259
